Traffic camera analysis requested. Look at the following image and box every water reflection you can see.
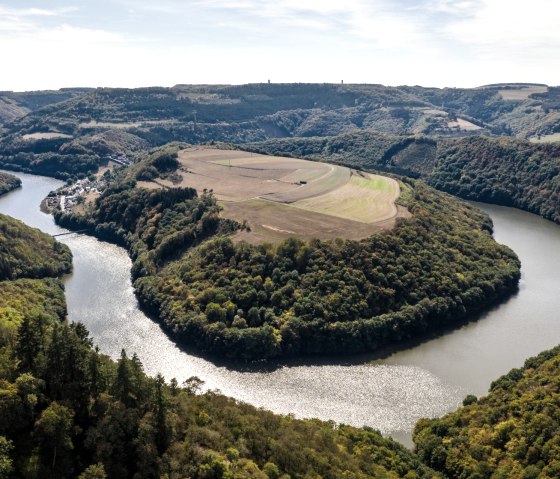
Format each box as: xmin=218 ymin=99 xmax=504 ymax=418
xmin=2 ymin=171 xmax=560 ymax=448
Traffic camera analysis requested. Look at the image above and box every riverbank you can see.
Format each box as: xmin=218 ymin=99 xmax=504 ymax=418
xmin=2 ymin=170 xmax=560 ymax=447
xmin=0 ymin=171 xmax=21 ymax=196
xmin=54 ymin=170 xmax=521 ymax=361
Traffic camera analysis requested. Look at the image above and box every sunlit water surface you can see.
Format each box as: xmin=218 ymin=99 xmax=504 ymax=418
xmin=2 ymin=171 xmax=560 ymax=447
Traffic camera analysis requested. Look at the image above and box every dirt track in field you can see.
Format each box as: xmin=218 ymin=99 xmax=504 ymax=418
xmin=145 ymin=147 xmax=408 ymax=243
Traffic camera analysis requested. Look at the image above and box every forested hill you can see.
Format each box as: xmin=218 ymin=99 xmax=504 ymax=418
xmin=55 ymin=149 xmax=520 ymax=360
xmin=0 ymin=172 xmax=21 ymax=196
xmin=0 ymin=213 xmax=72 ymax=280
xmin=0 ymin=212 xmax=439 ymax=478
xmin=248 ymin=133 xmax=560 ymax=224
xmin=4 ymin=83 xmax=560 ymax=141
xmin=0 ymin=211 xmax=71 ymax=350
xmin=1 ymin=82 xmax=560 ymax=179
xmin=0 ymin=88 xmax=91 ymax=125
xmin=414 ymin=344 xmax=560 ymax=479
xmin=430 ymin=136 xmax=560 ymax=223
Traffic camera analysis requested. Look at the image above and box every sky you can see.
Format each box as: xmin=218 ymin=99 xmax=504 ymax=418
xmin=0 ymin=0 xmax=559 ymax=91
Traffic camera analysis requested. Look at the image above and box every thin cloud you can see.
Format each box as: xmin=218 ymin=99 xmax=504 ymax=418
xmin=0 ymin=5 xmax=78 ymax=17
xmin=443 ymin=0 xmax=560 ymax=46
xmin=0 ymin=4 xmax=79 ymax=33
xmin=0 ymin=0 xmax=558 ymax=89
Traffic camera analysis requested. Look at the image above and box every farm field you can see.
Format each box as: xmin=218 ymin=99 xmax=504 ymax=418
xmin=530 ymin=132 xmax=560 ymax=143
xmin=497 ymin=86 xmax=548 ymax=100
xmin=22 ymin=132 xmax=73 ymax=140
xmin=447 ymin=118 xmax=482 ymax=131
xmin=150 ymin=147 xmax=406 ymax=243
xmin=292 ymin=174 xmax=400 ymax=223
xmin=79 ymin=119 xmax=177 ymax=129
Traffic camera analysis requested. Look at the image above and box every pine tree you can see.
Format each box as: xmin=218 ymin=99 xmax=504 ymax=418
xmin=153 ymin=373 xmax=169 ymax=453
xmin=114 ymin=349 xmax=134 ymax=407
xmin=15 ymin=313 xmax=47 ymax=372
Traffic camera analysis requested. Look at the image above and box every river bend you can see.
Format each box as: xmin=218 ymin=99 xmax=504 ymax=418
xmin=2 ymin=171 xmax=559 ymax=447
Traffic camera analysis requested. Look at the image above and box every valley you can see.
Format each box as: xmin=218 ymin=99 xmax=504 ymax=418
xmin=2 ymin=0 xmax=559 ymax=472
xmin=2 ymin=169 xmax=560 ymax=452
xmin=0 ymin=81 xmax=559 ymax=478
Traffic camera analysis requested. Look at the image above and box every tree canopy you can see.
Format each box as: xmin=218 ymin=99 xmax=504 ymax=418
xmin=56 ymin=161 xmax=520 ymax=360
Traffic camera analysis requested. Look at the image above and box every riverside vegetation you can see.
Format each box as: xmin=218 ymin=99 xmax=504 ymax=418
xmin=3 ymin=183 xmax=560 ymax=478
xmin=0 ymin=172 xmax=21 ymax=197
xmin=54 ymin=147 xmax=521 ymax=360
xmin=414 ymin=345 xmax=560 ymax=479
xmin=0 ymin=212 xmax=440 ymax=479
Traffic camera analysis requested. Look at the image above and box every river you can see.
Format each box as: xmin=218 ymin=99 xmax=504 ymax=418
xmin=1 ymin=171 xmax=560 ymax=447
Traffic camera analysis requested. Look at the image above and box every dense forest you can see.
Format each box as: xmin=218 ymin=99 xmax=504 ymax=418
xmin=0 ymin=129 xmax=148 ymax=180
xmin=1 ymin=82 xmax=559 ymax=191
xmin=0 ymin=212 xmax=440 ymax=479
xmin=0 ymin=213 xmax=72 ymax=280
xmin=414 ymin=345 xmax=560 ymax=479
xmin=0 ymin=89 xmax=91 ymax=125
xmin=249 ymin=133 xmax=560 ymax=225
xmin=55 ymin=152 xmax=520 ymax=360
xmin=0 ymin=211 xmax=70 ymax=381
xmin=430 ymin=136 xmax=560 ymax=224
xmin=0 ymin=172 xmax=21 ymax=196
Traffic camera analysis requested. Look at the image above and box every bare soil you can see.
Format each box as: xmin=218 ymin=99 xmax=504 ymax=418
xmin=142 ymin=147 xmax=408 ymax=243
xmin=498 ymin=86 xmax=548 ymax=100
xmin=22 ymin=132 xmax=73 ymax=140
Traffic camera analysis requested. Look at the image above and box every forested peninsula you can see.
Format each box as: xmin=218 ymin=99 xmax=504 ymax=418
xmin=1 ymin=82 xmax=559 ymax=478
xmin=0 ymin=212 xmax=439 ymax=479
xmin=55 ymin=148 xmax=521 ymax=361
xmin=0 ymin=172 xmax=21 ymax=197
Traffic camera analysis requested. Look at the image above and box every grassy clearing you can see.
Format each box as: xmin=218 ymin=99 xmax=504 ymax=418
xmin=530 ymin=132 xmax=560 ymax=143
xmin=447 ymin=119 xmax=482 ymax=131
xmin=498 ymin=86 xmax=548 ymax=100
xmin=292 ymin=173 xmax=399 ymax=223
xmin=79 ymin=120 xmax=176 ymax=129
xmin=164 ymin=148 xmax=405 ymax=242
xmin=22 ymin=132 xmax=72 ymax=140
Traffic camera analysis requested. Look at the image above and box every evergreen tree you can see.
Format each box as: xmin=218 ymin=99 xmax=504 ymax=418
xmin=153 ymin=373 xmax=169 ymax=454
xmin=15 ymin=314 xmax=47 ymax=372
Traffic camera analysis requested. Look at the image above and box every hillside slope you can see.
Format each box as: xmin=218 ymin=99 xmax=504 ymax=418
xmin=1 ymin=82 xmax=560 ymax=180
xmin=414 ymin=345 xmax=560 ymax=479
xmin=0 ymin=88 xmax=91 ymax=126
xmin=250 ymin=133 xmax=560 ymax=224
xmin=54 ymin=148 xmax=520 ymax=360
xmin=429 ymin=136 xmax=560 ymax=223
xmin=0 ymin=213 xmax=72 ymax=280
xmin=0 ymin=212 xmax=71 ymax=359
xmin=0 ymin=212 xmax=439 ymax=479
